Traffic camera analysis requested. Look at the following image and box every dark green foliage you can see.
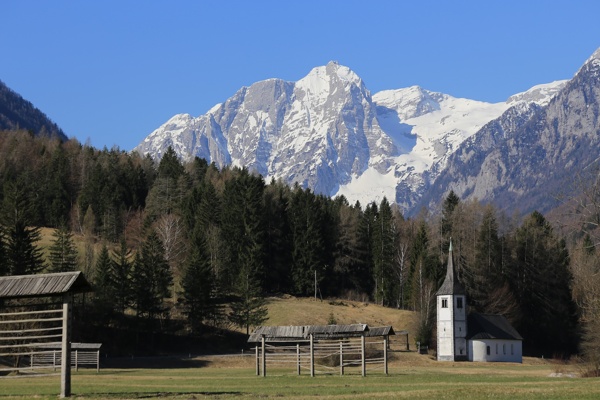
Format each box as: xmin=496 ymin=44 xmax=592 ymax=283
xmin=0 ymin=182 xmax=45 ymax=275
xmin=48 ymin=224 xmax=78 ymax=272
xmin=508 ymin=211 xmax=579 ymax=355
xmin=110 ymin=240 xmax=133 ymax=315
xmin=263 ymin=182 xmax=293 ymax=293
xmin=181 ymin=243 xmax=221 ymax=334
xmin=228 ymin=272 xmax=268 ymax=335
xmin=288 ymin=187 xmax=327 ymax=296
xmin=93 ymin=244 xmax=114 ymax=320
xmin=220 ymin=168 xmax=266 ymax=292
xmin=0 ymin=80 xmax=67 ymax=140
xmin=371 ymin=198 xmax=396 ymax=305
xmin=131 ymin=231 xmax=173 ymax=319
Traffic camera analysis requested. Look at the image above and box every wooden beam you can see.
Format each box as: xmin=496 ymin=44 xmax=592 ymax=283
xmin=60 ymin=293 xmax=71 ymax=398
xmin=310 ymin=334 xmax=315 ymax=377
xmin=361 ymin=334 xmax=366 ymax=377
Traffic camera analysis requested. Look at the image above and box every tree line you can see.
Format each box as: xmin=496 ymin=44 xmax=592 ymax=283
xmin=0 ymin=130 xmax=594 ymax=360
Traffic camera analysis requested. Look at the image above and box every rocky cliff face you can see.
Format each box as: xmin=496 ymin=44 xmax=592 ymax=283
xmin=418 ymin=49 xmax=600 ymax=216
xmin=136 ymin=54 xmax=581 ymax=215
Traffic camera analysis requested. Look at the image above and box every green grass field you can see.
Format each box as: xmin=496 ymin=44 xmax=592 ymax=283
xmin=2 ymin=353 xmax=599 ymax=399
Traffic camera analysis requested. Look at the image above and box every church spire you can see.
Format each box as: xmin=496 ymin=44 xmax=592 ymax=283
xmin=436 ymin=238 xmax=465 ymax=295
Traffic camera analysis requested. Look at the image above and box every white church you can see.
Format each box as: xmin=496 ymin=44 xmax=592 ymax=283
xmin=436 ymin=241 xmax=523 ymax=363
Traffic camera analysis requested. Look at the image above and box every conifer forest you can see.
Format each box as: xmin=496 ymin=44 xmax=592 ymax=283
xmin=1 ymin=130 xmax=598 ymax=361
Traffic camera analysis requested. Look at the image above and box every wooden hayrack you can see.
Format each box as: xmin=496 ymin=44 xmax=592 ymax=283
xmin=248 ymin=324 xmax=398 ymax=377
xmin=0 ymin=272 xmax=92 ymax=398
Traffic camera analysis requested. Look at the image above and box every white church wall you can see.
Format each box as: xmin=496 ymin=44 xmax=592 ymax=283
xmin=468 ymin=339 xmax=522 ymax=363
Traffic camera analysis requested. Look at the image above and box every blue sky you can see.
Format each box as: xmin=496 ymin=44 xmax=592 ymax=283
xmin=1 ymin=0 xmax=599 ymax=151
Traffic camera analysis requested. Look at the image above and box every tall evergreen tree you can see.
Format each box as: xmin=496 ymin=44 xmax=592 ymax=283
xmin=228 ymin=271 xmax=268 ymax=335
xmin=131 ymin=231 xmax=173 ymax=319
xmin=93 ymin=244 xmax=114 ymax=321
xmin=509 ymin=211 xmax=578 ymax=355
xmin=0 ymin=182 xmax=45 ymax=275
xmin=288 ymin=186 xmax=326 ymax=296
xmin=371 ymin=198 xmax=396 ymax=306
xmin=111 ymin=239 xmax=132 ymax=316
xmin=48 ymin=224 xmax=78 ymax=272
xmin=181 ymin=242 xmax=220 ymax=334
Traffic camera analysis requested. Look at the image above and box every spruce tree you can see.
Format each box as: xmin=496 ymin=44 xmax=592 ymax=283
xmin=0 ymin=182 xmax=45 ymax=275
xmin=48 ymin=224 xmax=78 ymax=272
xmin=111 ymin=239 xmax=132 ymax=316
xmin=93 ymin=244 xmax=114 ymax=320
xmin=509 ymin=211 xmax=578 ymax=355
xmin=228 ymin=271 xmax=268 ymax=335
xmin=131 ymin=231 xmax=173 ymax=319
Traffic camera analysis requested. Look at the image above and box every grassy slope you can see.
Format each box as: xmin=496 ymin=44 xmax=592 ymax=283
xmin=263 ymin=295 xmax=418 ymax=347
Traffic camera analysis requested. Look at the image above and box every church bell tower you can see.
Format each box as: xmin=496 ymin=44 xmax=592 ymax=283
xmin=436 ymin=240 xmax=468 ymax=361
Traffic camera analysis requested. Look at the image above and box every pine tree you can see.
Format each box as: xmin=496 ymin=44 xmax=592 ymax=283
xmin=371 ymin=198 xmax=396 ymax=306
xmin=48 ymin=224 xmax=78 ymax=272
xmin=111 ymin=239 xmax=132 ymax=316
xmin=181 ymin=243 xmax=220 ymax=334
xmin=93 ymin=244 xmax=114 ymax=320
xmin=289 ymin=187 xmax=326 ymax=296
xmin=228 ymin=272 xmax=268 ymax=335
xmin=509 ymin=211 xmax=578 ymax=355
xmin=0 ymin=182 xmax=45 ymax=275
xmin=131 ymin=231 xmax=173 ymax=319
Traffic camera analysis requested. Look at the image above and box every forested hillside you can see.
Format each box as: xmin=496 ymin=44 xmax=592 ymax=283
xmin=0 ymin=130 xmax=597 ymax=361
xmin=0 ymin=81 xmax=67 ymax=140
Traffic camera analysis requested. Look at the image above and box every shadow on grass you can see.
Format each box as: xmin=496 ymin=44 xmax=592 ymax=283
xmin=101 ymin=356 xmax=210 ymax=369
xmin=73 ymin=392 xmax=243 ymax=399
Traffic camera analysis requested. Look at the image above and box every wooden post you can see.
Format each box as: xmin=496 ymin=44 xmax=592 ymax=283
xmin=60 ymin=293 xmax=72 ymax=398
xmin=310 ymin=334 xmax=315 ymax=377
xmin=406 ymin=333 xmax=409 ymax=351
xmin=75 ymin=350 xmax=79 ymax=372
xmin=296 ymin=344 xmax=301 ymax=375
xmin=383 ymin=336 xmax=388 ymax=375
xmin=361 ymin=334 xmax=366 ymax=377
xmin=96 ymin=350 xmax=100 ymax=373
xmin=261 ymin=336 xmax=266 ymax=377
xmin=255 ymin=345 xmax=260 ymax=376
xmin=339 ymin=341 xmax=344 ymax=376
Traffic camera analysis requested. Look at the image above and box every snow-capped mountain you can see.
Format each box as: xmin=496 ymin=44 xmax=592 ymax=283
xmin=136 ymin=60 xmax=567 ymax=214
xmin=417 ymin=48 xmax=600 ymax=216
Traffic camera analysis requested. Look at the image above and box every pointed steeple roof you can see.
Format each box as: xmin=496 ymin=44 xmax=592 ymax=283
xmin=436 ymin=239 xmax=466 ymax=295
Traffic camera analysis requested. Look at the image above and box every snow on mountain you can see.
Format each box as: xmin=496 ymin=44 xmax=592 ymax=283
xmin=136 ymin=62 xmax=566 ymax=213
xmin=336 ymin=80 xmax=566 ymax=209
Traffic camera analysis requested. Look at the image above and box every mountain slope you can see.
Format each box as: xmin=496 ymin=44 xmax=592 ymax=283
xmin=418 ymin=49 xmax=600 ymax=216
xmin=136 ymin=60 xmax=568 ymax=214
xmin=0 ymin=80 xmax=67 ymax=140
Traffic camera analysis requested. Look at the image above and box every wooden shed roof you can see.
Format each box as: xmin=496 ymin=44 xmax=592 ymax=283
xmin=0 ymin=271 xmax=93 ymax=299
xmin=249 ymin=324 xmax=399 ymax=343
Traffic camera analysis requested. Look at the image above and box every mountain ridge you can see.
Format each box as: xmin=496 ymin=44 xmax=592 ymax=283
xmin=136 ymin=54 xmax=586 ymax=215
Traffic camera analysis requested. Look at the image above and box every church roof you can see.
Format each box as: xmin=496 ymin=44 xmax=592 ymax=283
xmin=467 ymin=313 xmax=523 ymax=341
xmin=436 ymin=240 xmax=466 ymax=296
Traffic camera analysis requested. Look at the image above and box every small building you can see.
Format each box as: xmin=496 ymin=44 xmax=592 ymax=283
xmin=436 ymin=241 xmax=523 ymax=363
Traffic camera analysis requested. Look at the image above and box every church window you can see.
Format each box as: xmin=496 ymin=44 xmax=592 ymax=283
xmin=496 ymin=344 xmax=498 ymax=354
xmin=456 ymin=297 xmax=463 ymax=309
xmin=511 ymin=344 xmax=514 ymax=355
xmin=442 ymin=298 xmax=448 ymax=308
xmin=503 ymin=344 xmax=506 ymax=355
xmin=486 ymin=346 xmax=490 ymax=356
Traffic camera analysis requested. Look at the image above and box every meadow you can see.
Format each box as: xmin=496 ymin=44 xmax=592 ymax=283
xmin=2 ymin=352 xmax=599 ymax=400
